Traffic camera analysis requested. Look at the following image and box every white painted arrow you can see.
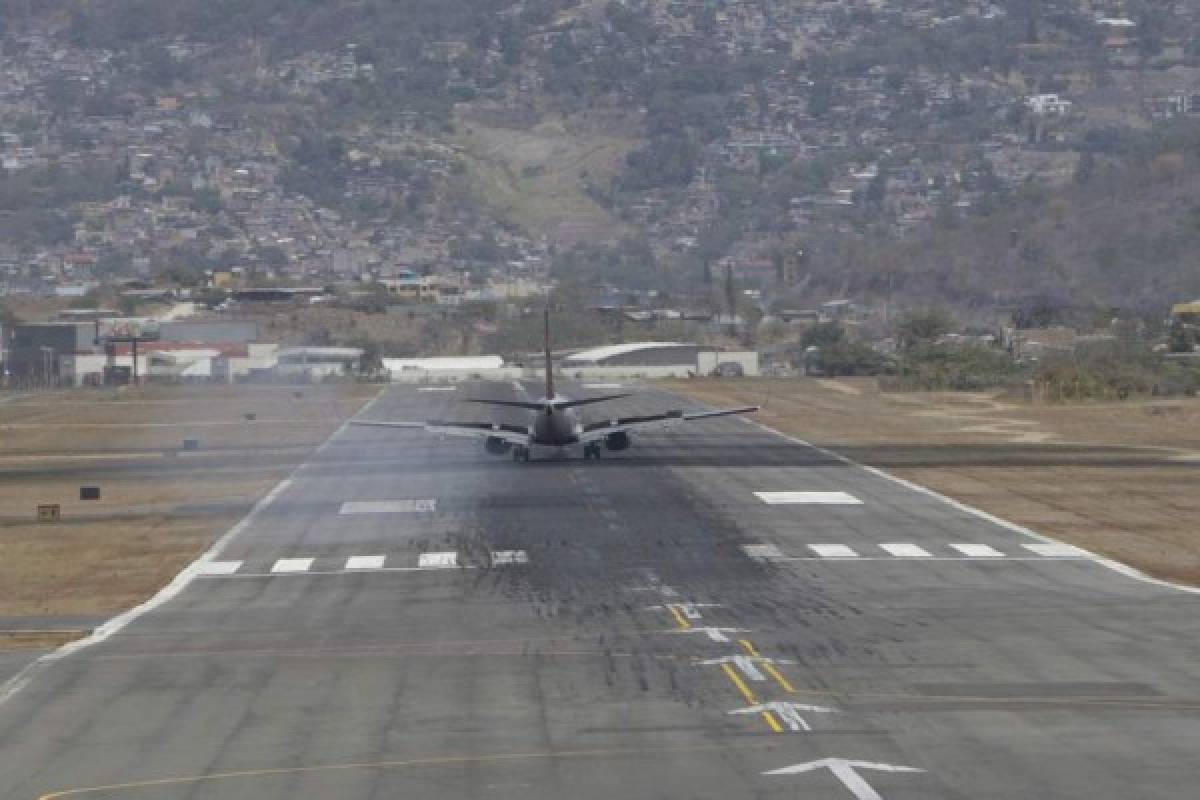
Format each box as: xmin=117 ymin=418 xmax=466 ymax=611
xmin=666 ymin=626 xmax=748 ymax=642
xmin=728 ymin=701 xmax=838 ymax=731
xmin=697 ymin=654 xmax=793 ymax=681
xmin=764 ymin=758 xmax=924 ymax=800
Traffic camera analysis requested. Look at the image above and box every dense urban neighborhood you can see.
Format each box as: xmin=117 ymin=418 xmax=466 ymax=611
xmin=2 ymin=0 xmax=1200 ymax=393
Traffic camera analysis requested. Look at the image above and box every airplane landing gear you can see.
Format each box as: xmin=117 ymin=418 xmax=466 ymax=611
xmin=583 ymin=443 xmax=602 ymax=460
xmin=512 ymin=446 xmax=531 ymax=462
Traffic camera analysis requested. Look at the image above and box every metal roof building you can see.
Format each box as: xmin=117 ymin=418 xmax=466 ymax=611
xmin=561 ymin=342 xmax=706 ymax=368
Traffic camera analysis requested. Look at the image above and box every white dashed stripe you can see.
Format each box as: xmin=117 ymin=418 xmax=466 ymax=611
xmin=879 ymin=543 xmax=932 ymax=558
xmin=339 ymin=499 xmax=436 ymax=514
xmin=271 ymin=558 xmax=314 ymax=573
xmin=1022 ymin=543 xmax=1088 ymax=558
xmin=742 ymin=543 xmax=785 ymax=561
xmin=492 ymin=550 xmax=528 ymax=565
xmin=808 ymin=544 xmax=859 ymax=558
xmin=755 ymin=491 xmax=863 ymax=505
xmin=345 ymin=555 xmax=386 ymax=570
xmin=417 ymin=551 xmax=458 ymax=569
xmin=949 ymin=543 xmax=1004 ymax=558
xmin=198 ymin=560 xmax=243 ymax=575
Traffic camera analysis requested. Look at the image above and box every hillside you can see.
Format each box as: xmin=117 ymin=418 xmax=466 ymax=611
xmin=455 ymin=107 xmax=636 ymax=244
xmin=825 ymin=125 xmax=1200 ymax=314
xmin=2 ymin=0 xmax=1200 ymax=314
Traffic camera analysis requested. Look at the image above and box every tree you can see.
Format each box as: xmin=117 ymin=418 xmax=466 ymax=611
xmin=895 ymin=308 xmax=955 ymax=351
xmin=800 ymin=322 xmax=845 ymax=349
xmin=1169 ymin=322 xmax=1195 ymax=354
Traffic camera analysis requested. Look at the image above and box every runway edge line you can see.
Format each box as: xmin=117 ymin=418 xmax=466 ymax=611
xmin=742 ymin=416 xmax=1200 ymax=597
xmin=0 ymin=388 xmax=389 ymax=707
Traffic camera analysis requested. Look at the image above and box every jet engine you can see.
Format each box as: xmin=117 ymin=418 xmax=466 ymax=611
xmin=485 ymin=436 xmax=513 ymax=455
xmin=604 ymin=431 xmax=631 ymax=451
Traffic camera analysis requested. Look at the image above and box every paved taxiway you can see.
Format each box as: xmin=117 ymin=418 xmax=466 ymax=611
xmin=1 ymin=381 xmax=1199 ymax=799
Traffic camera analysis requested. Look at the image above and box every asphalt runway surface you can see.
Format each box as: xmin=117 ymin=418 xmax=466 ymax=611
xmin=2 ymin=381 xmax=1199 ymax=799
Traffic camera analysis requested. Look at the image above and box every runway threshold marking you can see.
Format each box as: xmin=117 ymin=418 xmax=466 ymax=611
xmin=345 ymin=555 xmax=386 ymax=570
xmin=879 ymin=543 xmax=932 ymax=558
xmin=271 ymin=558 xmax=313 ymax=574
xmin=1023 ymin=542 xmax=1088 ymax=557
xmin=949 ymin=543 xmax=1004 ymax=558
xmin=417 ymin=552 xmax=458 ymax=569
xmin=197 ymin=550 xmax=530 ymax=577
xmin=754 ymin=491 xmax=863 ymax=505
xmin=198 ymin=561 xmax=242 ymax=575
xmin=809 ymin=544 xmax=859 ymax=559
xmin=339 ymin=499 xmax=437 ymax=514
xmin=491 ymin=549 xmax=529 ymax=565
xmin=742 ymin=541 xmax=1095 ymax=562
xmin=742 ymin=543 xmax=785 ymax=561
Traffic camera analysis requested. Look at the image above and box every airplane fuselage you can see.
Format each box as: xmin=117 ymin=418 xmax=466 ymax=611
xmin=529 ymin=398 xmax=580 ymax=446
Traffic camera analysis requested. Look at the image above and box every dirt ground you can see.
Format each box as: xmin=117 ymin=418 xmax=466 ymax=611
xmin=663 ymin=377 xmax=1200 ymax=587
xmin=0 ymin=383 xmax=379 ymax=646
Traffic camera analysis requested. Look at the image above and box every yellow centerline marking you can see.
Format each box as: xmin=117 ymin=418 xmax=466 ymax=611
xmin=668 ymin=604 xmax=691 ymax=630
xmin=738 ymin=639 xmax=796 ymax=694
xmin=761 ymin=710 xmax=784 ymax=733
xmin=37 ymin=743 xmax=777 ymax=799
xmin=762 ymin=662 xmax=797 ymax=694
xmin=720 ymin=662 xmax=758 ymax=705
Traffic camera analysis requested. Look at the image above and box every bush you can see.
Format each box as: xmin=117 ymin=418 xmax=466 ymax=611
xmin=814 ymin=339 xmax=889 ymax=376
xmin=891 ymin=343 xmax=1021 ymax=391
xmin=1031 ymin=342 xmax=1192 ymax=401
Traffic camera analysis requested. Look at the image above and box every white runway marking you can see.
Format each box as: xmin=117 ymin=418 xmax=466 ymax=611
xmin=949 ymin=543 xmax=1004 ymax=558
xmin=491 ymin=550 xmax=528 ymax=565
xmin=1022 ymin=543 xmax=1088 ymax=557
xmin=754 ymin=491 xmax=863 ymax=505
xmin=809 ymin=544 xmax=859 ymax=558
xmin=742 ymin=543 xmax=785 ymax=561
xmin=417 ymin=386 xmax=456 ymax=392
xmin=271 ymin=558 xmax=314 ymax=573
xmin=198 ymin=561 xmax=243 ymax=575
xmin=582 ymin=383 xmax=625 ymax=389
xmin=879 ymin=543 xmax=932 ymax=558
xmin=339 ymin=499 xmax=437 ymax=514
xmin=417 ymin=551 xmax=458 ymax=569
xmin=698 ymin=654 xmax=794 ymax=682
xmin=670 ymin=626 xmax=748 ymax=643
xmin=764 ymin=758 xmax=925 ymax=799
xmin=729 ymin=702 xmax=839 ymax=732
xmin=345 ymin=555 xmax=386 ymax=570
xmin=743 ymin=416 xmax=1200 ymax=595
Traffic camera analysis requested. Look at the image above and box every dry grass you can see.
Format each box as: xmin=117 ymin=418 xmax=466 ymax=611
xmin=0 ymin=383 xmax=378 ymax=637
xmin=455 ymin=108 xmax=636 ymax=244
xmin=664 ymin=377 xmax=1200 ymax=586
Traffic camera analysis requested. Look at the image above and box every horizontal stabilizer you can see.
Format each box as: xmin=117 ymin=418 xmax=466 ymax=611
xmin=464 ymin=398 xmax=548 ymax=411
xmin=465 ymin=392 xmax=630 ymax=411
xmin=683 ymin=405 xmax=760 ymax=420
xmin=349 ymin=420 xmax=424 ymax=429
xmin=552 ymin=393 xmax=631 ymax=410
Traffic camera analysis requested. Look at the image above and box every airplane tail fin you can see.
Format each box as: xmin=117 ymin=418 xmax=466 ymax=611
xmin=544 ymin=308 xmax=554 ymax=400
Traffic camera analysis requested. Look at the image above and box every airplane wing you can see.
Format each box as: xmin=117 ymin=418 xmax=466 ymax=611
xmin=578 ymin=406 xmax=759 ymax=443
xmin=350 ymin=419 xmax=530 ymax=445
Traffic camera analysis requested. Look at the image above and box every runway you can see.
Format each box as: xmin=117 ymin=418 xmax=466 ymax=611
xmin=1 ymin=381 xmax=1199 ymax=799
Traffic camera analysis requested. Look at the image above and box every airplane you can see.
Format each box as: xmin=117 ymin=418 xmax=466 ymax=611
xmin=350 ymin=311 xmax=759 ymax=461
